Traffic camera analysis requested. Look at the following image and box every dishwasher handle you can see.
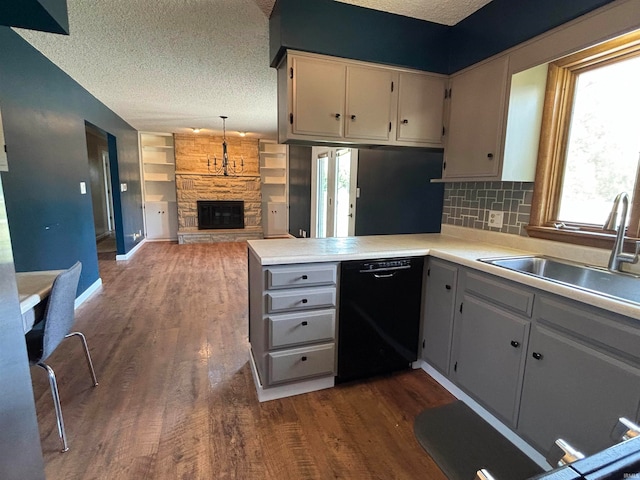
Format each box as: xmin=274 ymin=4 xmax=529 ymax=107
xmin=359 ymin=265 xmax=411 ymax=274
xmin=373 ymin=272 xmax=396 ymax=279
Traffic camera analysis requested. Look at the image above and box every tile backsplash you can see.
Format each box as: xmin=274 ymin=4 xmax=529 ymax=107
xmin=442 ymin=182 xmax=534 ymax=236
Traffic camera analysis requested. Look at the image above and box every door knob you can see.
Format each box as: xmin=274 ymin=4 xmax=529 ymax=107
xmin=510 ymin=340 xmax=520 ymax=348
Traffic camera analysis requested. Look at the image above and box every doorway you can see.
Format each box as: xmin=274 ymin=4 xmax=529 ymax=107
xmin=85 ymin=124 xmax=116 ymax=256
xmin=311 ymin=147 xmax=358 ymax=238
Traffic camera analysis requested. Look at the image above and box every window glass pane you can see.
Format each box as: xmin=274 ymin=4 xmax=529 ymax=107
xmin=316 ymin=156 xmax=328 ymax=238
xmin=557 ymin=55 xmax=640 ymax=225
xmin=335 ymin=150 xmax=351 ymax=237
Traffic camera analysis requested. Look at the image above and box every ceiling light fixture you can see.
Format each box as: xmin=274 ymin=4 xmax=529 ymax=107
xmin=239 ymin=131 xmax=247 ymax=137
xmin=191 ymin=127 xmax=201 ymax=133
xmin=207 ymin=116 xmax=244 ymax=176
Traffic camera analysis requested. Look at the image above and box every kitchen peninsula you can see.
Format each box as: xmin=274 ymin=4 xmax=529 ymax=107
xmin=248 ymin=226 xmax=640 ymax=462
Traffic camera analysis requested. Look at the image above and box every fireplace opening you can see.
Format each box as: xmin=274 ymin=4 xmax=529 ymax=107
xmin=197 ymin=200 xmax=244 ymax=230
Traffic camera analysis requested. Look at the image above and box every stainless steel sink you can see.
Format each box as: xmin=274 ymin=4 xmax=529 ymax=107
xmin=479 ymin=255 xmax=640 ymax=305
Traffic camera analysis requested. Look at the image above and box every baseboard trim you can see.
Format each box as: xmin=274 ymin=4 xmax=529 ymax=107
xmin=75 ymin=278 xmax=102 ymax=308
xmin=116 ymin=238 xmax=147 ymax=261
xmin=419 ymin=360 xmax=550 ymax=471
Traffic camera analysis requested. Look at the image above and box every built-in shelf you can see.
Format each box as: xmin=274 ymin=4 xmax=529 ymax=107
xmin=259 ymin=141 xmax=288 ymax=238
xmin=140 ymin=132 xmax=177 ymax=241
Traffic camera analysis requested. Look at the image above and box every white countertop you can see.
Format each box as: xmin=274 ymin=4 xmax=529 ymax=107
xmin=247 ymin=229 xmax=640 ymax=321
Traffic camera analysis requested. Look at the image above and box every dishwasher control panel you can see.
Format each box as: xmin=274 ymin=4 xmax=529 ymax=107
xmin=359 ymin=258 xmax=413 ymax=272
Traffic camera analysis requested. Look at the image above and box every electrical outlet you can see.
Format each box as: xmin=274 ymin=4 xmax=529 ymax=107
xmin=488 ymin=210 xmax=504 ymax=229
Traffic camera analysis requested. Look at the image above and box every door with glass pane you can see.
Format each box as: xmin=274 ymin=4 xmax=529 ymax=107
xmin=312 ymin=147 xmax=358 ymax=238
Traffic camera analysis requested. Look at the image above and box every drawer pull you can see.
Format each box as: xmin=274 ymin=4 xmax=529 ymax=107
xmin=510 ymin=340 xmax=520 ymax=348
xmin=301 ymin=356 xmax=308 ymax=362
xmin=301 ymin=321 xmax=308 ymax=326
xmin=301 ymin=275 xmax=308 ymax=280
xmin=532 ymin=352 xmax=543 ymax=360
xmin=301 ymin=298 xmax=308 ymax=304
xmin=445 ymin=284 xmax=452 ymax=290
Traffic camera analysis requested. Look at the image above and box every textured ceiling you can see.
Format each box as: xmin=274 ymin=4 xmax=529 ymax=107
xmin=336 ymin=0 xmax=493 ymax=25
xmin=15 ymin=0 xmax=492 ymax=139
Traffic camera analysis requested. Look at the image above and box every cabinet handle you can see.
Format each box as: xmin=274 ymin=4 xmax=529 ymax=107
xmin=301 ymin=321 xmax=308 ymax=326
xmin=402 ymin=119 xmax=409 ymax=124
xmin=351 ymin=115 xmax=356 ymax=120
xmin=445 ymin=284 xmax=452 ymax=290
xmin=301 ymin=356 xmax=308 ymax=362
xmin=510 ymin=340 xmax=520 ymax=348
xmin=301 ymin=298 xmax=308 ymax=304
xmin=532 ymin=352 xmax=543 ymax=360
xmin=301 ymin=275 xmax=308 ymax=280
xmin=487 ymin=153 xmax=494 ymax=159
xmin=335 ymin=113 xmax=341 ymax=119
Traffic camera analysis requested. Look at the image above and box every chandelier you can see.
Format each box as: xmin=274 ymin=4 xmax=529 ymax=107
xmin=207 ymin=116 xmax=244 ymax=176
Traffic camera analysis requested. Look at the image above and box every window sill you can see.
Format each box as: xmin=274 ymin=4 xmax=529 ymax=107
xmin=525 ymin=225 xmax=640 ymax=250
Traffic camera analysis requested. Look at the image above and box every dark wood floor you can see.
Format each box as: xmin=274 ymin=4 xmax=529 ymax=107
xmin=32 ymin=242 xmax=455 ymax=479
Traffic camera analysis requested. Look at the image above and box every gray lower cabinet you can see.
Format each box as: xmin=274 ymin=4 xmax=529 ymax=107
xmin=517 ymin=295 xmax=640 ymax=455
xmin=451 ymin=270 xmax=531 ymax=426
xmin=248 ymin=252 xmax=339 ymax=389
xmin=421 ymin=259 xmax=458 ymax=374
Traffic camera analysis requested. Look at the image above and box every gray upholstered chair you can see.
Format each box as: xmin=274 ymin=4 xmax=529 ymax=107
xmin=25 ymin=261 xmax=98 ymax=452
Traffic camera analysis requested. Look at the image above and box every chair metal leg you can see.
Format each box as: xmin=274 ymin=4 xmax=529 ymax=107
xmin=66 ymin=331 xmax=99 ymax=386
xmin=37 ymin=362 xmax=69 ymax=453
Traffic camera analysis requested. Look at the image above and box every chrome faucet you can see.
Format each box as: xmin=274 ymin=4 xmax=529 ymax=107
xmin=604 ymin=192 xmax=640 ymax=272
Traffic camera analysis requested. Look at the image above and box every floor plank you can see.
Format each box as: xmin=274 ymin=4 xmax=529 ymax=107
xmin=30 ymin=241 xmax=455 ymax=479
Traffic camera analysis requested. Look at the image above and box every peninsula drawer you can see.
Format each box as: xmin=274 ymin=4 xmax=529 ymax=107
xmin=266 ymin=287 xmax=336 ymax=313
xmin=265 ymin=263 xmax=338 ymax=289
xmin=464 ymin=271 xmax=534 ymax=317
xmin=268 ymin=309 xmax=336 ymax=349
xmin=268 ymin=343 xmax=336 ymax=384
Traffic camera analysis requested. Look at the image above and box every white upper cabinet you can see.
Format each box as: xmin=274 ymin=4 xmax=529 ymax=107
xmin=291 ymin=56 xmax=346 ymax=138
xmin=397 ymin=72 xmax=446 ymax=145
xmin=278 ymin=50 xmax=445 ymax=148
xmin=345 ymin=65 xmax=393 ymax=141
xmin=443 ymin=55 xmax=510 ymax=180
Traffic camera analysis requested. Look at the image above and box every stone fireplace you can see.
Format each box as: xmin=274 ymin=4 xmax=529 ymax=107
xmin=174 ymin=133 xmax=262 ymax=243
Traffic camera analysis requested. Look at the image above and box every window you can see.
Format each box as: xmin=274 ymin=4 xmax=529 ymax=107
xmin=527 ymin=30 xmax=640 ymax=248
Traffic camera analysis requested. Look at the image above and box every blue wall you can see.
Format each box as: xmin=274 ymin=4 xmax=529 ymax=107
xmin=355 ymin=149 xmax=444 ymax=236
xmin=0 ymin=0 xmax=69 ymax=35
xmin=0 ymin=27 xmax=143 ymax=295
xmin=448 ymin=0 xmax=616 ymax=72
xmin=270 ymin=0 xmax=450 ymax=72
xmin=271 ymin=0 xmax=616 ymax=74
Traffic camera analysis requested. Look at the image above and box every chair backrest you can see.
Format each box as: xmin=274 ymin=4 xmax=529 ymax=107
xmin=41 ymin=261 xmax=82 ymax=361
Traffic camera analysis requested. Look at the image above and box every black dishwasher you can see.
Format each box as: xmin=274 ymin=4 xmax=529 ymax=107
xmin=337 ymin=256 xmax=424 ymax=383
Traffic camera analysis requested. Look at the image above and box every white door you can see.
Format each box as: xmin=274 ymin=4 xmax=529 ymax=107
xmin=311 ymin=147 xmax=358 ymax=238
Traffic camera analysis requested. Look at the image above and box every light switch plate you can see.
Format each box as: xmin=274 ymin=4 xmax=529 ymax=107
xmin=80 ymin=182 xmax=87 ymax=194
xmin=488 ymin=210 xmax=504 ymax=229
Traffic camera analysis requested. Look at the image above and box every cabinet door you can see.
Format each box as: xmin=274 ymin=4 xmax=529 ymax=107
xmin=345 ymin=65 xmax=393 ymax=141
xmin=291 ymin=56 xmax=346 ymax=138
xmin=145 ymin=201 xmax=176 ymax=239
xmin=453 ymin=294 xmax=530 ymax=426
xmin=443 ymin=55 xmax=509 ymax=179
xmin=397 ymin=72 xmax=446 ymax=145
xmin=422 ymin=259 xmax=457 ymax=374
xmin=518 ymin=325 xmax=640 ymax=455
xmin=267 ymin=202 xmax=287 ymax=236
